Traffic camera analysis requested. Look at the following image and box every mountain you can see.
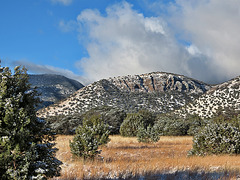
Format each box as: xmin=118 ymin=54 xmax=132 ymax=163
xmin=37 ymin=72 xmax=211 ymax=117
xmin=29 ymin=74 xmax=84 ymax=108
xmin=176 ymin=76 xmax=240 ymax=118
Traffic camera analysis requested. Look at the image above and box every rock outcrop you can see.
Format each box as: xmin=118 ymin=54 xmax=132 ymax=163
xmin=108 ymin=72 xmax=209 ymax=94
xmin=38 ymin=72 xmax=211 ymax=117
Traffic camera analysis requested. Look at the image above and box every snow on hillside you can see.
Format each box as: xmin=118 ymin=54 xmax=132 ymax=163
xmin=37 ymin=72 xmax=210 ymax=117
xmin=176 ymin=76 xmax=240 ymax=118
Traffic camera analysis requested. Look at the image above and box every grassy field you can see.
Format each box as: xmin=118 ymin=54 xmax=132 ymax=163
xmin=52 ymin=135 xmax=240 ymax=179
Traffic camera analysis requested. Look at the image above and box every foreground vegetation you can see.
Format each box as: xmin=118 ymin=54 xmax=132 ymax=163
xmin=52 ymin=135 xmax=240 ymax=179
xmin=0 ymin=65 xmax=61 ymax=179
xmin=2 ymin=64 xmax=239 ymax=179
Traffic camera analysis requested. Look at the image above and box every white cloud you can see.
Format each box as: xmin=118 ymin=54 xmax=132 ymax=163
xmin=53 ymin=0 xmax=240 ymax=84
xmin=73 ymin=2 xmax=221 ymax=83
xmin=186 ymin=44 xmax=201 ymax=56
xmin=172 ymin=0 xmax=240 ymax=82
xmin=74 ymin=2 xmax=194 ymax=81
xmin=11 ymin=60 xmax=89 ymax=85
xmin=51 ymin=0 xmax=73 ymax=6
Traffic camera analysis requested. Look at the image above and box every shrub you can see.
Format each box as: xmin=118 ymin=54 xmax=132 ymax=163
xmin=154 ymin=114 xmax=188 ymax=136
xmin=120 ymin=110 xmax=156 ymax=137
xmin=0 ymin=65 xmax=62 ymax=179
xmin=69 ymin=115 xmax=110 ymax=160
xmin=46 ymin=107 xmax=126 ymax=135
xmin=137 ymin=125 xmax=160 ymax=143
xmin=154 ymin=114 xmax=204 ymax=136
xmin=83 ymin=106 xmax=126 ymax=135
xmin=46 ymin=114 xmax=83 ymax=135
xmin=189 ymin=122 xmax=240 ymax=156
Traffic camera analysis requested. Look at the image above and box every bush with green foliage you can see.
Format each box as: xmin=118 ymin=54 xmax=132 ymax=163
xmin=189 ymin=122 xmax=240 ymax=156
xmin=0 ymin=65 xmax=61 ymax=180
xmin=82 ymin=106 xmax=126 ymax=135
xmin=137 ymin=125 xmax=160 ymax=143
xmin=69 ymin=115 xmax=110 ymax=160
xmin=46 ymin=114 xmax=83 ymax=135
xmin=120 ymin=110 xmax=156 ymax=137
xmin=154 ymin=114 xmax=204 ymax=136
xmin=45 ymin=106 xmax=126 ymax=135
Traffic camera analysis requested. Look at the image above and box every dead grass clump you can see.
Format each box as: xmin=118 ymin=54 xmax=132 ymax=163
xmin=52 ymin=135 xmax=240 ymax=179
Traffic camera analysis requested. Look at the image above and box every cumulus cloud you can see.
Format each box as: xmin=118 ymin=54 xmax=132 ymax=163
xmin=71 ymin=2 xmax=221 ymax=84
xmin=51 ymin=0 xmax=73 ymax=6
xmin=73 ymin=3 xmax=183 ymax=81
xmin=11 ymin=60 xmax=89 ymax=85
xmin=172 ymin=0 xmax=240 ymax=82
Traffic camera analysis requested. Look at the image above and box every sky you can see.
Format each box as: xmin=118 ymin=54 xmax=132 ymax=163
xmin=1 ymin=0 xmax=240 ymax=85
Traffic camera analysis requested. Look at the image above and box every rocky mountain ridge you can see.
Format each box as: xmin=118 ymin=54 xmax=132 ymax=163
xmin=108 ymin=72 xmax=209 ymax=94
xmin=37 ymin=72 xmax=211 ymax=117
xmin=29 ymin=74 xmax=84 ymax=108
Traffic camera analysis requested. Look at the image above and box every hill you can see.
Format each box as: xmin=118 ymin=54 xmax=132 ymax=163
xmin=37 ymin=72 xmax=211 ymax=117
xmin=29 ymin=74 xmax=84 ymax=108
xmin=176 ymin=76 xmax=240 ymax=118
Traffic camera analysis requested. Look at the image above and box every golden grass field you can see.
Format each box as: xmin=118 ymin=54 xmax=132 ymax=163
xmin=52 ymin=135 xmax=240 ymax=179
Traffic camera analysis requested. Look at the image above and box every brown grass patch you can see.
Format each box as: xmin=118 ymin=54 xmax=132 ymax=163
xmin=52 ymin=135 xmax=240 ymax=179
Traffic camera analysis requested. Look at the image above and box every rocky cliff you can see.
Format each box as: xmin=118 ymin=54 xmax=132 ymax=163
xmin=108 ymin=72 xmax=209 ymax=94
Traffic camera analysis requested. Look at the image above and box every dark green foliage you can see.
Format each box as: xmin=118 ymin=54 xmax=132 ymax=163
xmin=0 ymin=65 xmax=61 ymax=180
xmin=137 ymin=125 xmax=160 ymax=143
xmin=120 ymin=110 xmax=156 ymax=137
xmin=213 ymin=108 xmax=240 ymax=124
xmin=154 ymin=114 xmax=204 ymax=136
xmin=189 ymin=122 xmax=240 ymax=156
xmin=45 ymin=106 xmax=126 ymax=135
xmin=154 ymin=115 xmax=186 ymax=136
xmin=82 ymin=106 xmax=126 ymax=135
xmin=189 ymin=114 xmax=240 ymax=156
xmin=46 ymin=114 xmax=83 ymax=135
xmin=69 ymin=115 xmax=110 ymax=160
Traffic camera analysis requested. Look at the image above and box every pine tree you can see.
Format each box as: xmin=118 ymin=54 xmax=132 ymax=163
xmin=137 ymin=125 xmax=160 ymax=143
xmin=0 ymin=65 xmax=62 ymax=180
xmin=70 ymin=115 xmax=110 ymax=160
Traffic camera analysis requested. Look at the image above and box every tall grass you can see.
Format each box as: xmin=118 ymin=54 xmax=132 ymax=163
xmin=53 ymin=135 xmax=240 ymax=179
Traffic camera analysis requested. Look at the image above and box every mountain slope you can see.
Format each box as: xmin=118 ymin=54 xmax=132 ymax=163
xmin=38 ymin=72 xmax=211 ymax=117
xmin=29 ymin=74 xmax=84 ymax=108
xmin=176 ymin=76 xmax=240 ymax=118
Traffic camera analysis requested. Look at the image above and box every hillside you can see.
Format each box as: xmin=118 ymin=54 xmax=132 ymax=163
xmin=29 ymin=74 xmax=84 ymax=108
xmin=37 ymin=72 xmax=211 ymax=117
xmin=176 ymin=76 xmax=240 ymax=118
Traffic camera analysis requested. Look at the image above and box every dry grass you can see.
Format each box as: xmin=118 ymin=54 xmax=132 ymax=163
xmin=52 ymin=135 xmax=240 ymax=179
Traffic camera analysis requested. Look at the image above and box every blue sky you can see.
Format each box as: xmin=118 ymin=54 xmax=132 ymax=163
xmin=1 ymin=0 xmax=240 ymax=84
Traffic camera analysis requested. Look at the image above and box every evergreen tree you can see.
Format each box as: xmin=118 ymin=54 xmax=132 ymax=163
xmin=70 ymin=115 xmax=110 ymax=160
xmin=120 ymin=110 xmax=156 ymax=137
xmin=137 ymin=125 xmax=160 ymax=143
xmin=0 ymin=65 xmax=62 ymax=179
xmin=189 ymin=121 xmax=240 ymax=156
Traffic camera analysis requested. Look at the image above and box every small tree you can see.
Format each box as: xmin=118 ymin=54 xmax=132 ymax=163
xmin=189 ymin=122 xmax=240 ymax=156
xmin=120 ymin=110 xmax=156 ymax=137
xmin=69 ymin=115 xmax=110 ymax=160
xmin=137 ymin=125 xmax=160 ymax=143
xmin=0 ymin=65 xmax=62 ymax=179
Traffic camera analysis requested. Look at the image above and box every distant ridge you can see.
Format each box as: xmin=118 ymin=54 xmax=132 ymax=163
xmin=29 ymin=74 xmax=84 ymax=109
xmin=37 ymin=72 xmax=211 ymax=117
